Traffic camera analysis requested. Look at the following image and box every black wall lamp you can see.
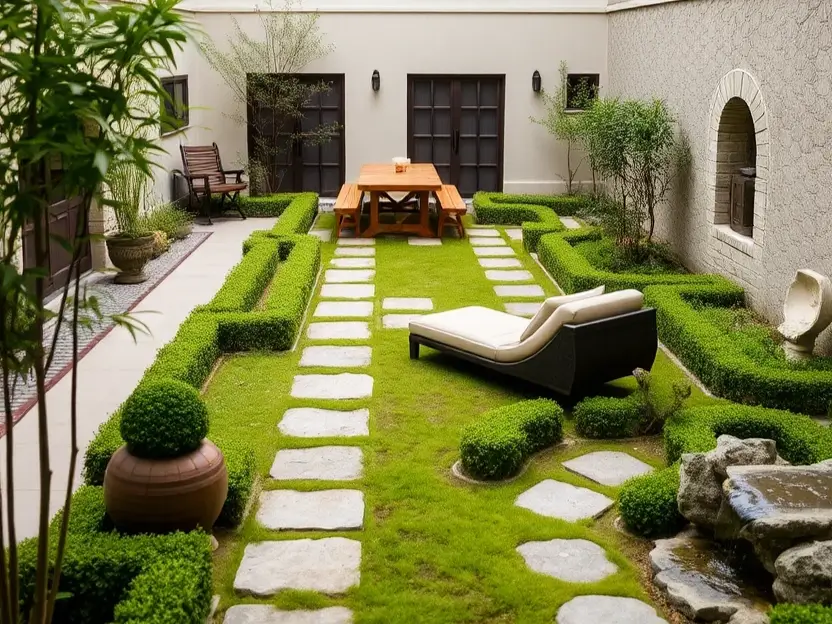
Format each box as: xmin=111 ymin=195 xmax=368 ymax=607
xmin=371 ymin=70 xmax=380 ymax=92
xmin=532 ymin=70 xmax=542 ymax=93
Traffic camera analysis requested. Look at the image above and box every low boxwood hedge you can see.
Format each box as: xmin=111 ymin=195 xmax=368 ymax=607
xmin=573 ymin=395 xmax=643 ymax=439
xmin=770 ymin=604 xmax=832 ymax=624
xmin=618 ymin=466 xmax=684 ymax=538
xmin=459 ymin=399 xmax=564 ymax=480
xmin=472 ymin=192 xmax=574 ymax=252
xmin=202 ymin=237 xmax=280 ymax=313
xmin=645 ymin=284 xmax=832 ymax=414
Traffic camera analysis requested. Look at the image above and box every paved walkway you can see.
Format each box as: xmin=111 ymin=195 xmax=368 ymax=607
xmin=0 ymin=217 xmax=276 ymax=541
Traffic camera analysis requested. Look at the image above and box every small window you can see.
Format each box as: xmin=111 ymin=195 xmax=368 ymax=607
xmin=161 ymin=75 xmax=189 ymax=134
xmin=565 ymin=73 xmax=600 ymax=111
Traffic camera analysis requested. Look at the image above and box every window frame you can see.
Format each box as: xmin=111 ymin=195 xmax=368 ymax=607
xmin=160 ymin=75 xmax=189 ymax=135
xmin=565 ymin=73 xmax=600 ymax=112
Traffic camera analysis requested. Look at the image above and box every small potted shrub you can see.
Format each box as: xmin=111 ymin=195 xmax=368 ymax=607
xmin=105 ymin=161 xmax=156 ymax=283
xmin=104 ymin=379 xmax=228 ymax=533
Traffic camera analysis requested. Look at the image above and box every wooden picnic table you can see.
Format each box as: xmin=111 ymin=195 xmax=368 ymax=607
xmin=356 ymin=163 xmax=443 ymax=238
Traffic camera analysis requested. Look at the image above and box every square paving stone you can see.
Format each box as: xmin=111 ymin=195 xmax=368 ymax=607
xmin=257 ymin=490 xmax=365 ymax=531
xmin=556 ymin=596 xmax=667 ymax=624
xmin=468 ymin=228 xmax=500 ymax=237
xmin=337 ymin=238 xmax=375 ymax=246
xmin=307 ymin=322 xmax=370 ymax=340
xmin=473 ymin=247 xmax=515 ymax=257
xmin=334 ymin=247 xmax=375 ymax=257
xmin=313 ymin=302 xmax=373 ymax=318
xmin=408 ymin=238 xmax=442 ymax=246
xmin=485 ymin=270 xmax=534 ymax=282
xmin=299 ymin=346 xmax=372 ymax=368
xmin=560 ymin=216 xmax=582 ymax=230
xmin=506 ymin=228 xmax=523 ymax=240
xmin=320 ymin=284 xmax=374 ymax=300
xmin=330 ymin=257 xmax=375 ymax=269
xmin=470 ymin=237 xmax=507 ymax=247
xmin=517 ymin=539 xmax=618 ymax=583
xmin=291 ymin=374 xmax=373 ymax=399
xmin=504 ymin=302 xmax=542 ymax=317
xmin=382 ymin=297 xmax=434 ymax=311
xmin=515 ymin=479 xmax=614 ymax=521
xmin=233 ymin=538 xmax=361 ymax=596
xmin=562 ymin=451 xmax=654 ymax=487
xmin=382 ymin=314 xmax=422 ymax=329
xmin=309 ymin=230 xmax=332 ymax=242
xmin=223 ymin=605 xmax=354 ymax=624
xmin=479 ymin=258 xmax=523 ymax=268
xmin=279 ymin=407 xmax=369 ymax=437
xmin=324 ymin=270 xmax=375 ymax=284
xmin=494 ymin=285 xmax=545 ymax=298
xmin=270 ymin=446 xmax=363 ymax=480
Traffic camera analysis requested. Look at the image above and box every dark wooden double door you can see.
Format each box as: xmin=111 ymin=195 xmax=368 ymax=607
xmin=408 ymin=76 xmax=505 ymax=197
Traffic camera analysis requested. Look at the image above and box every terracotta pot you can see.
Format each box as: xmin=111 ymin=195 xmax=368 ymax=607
xmin=105 ymin=234 xmax=155 ymax=284
xmin=104 ymin=439 xmax=228 ymax=533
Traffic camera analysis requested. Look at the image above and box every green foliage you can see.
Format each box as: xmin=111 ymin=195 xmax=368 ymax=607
xmin=144 ymin=312 xmax=221 ymax=389
xmin=574 ymin=396 xmax=643 ymax=439
xmin=770 ymin=604 xmax=832 ymax=624
xmin=459 ymin=399 xmax=564 ymax=480
xmin=138 ymin=203 xmax=193 ymax=240
xmin=120 ymin=380 xmax=209 ymax=459
xmin=618 ymin=466 xmax=684 ymax=538
xmin=645 ymin=284 xmax=832 ymax=413
xmin=269 ymin=193 xmax=319 ymax=233
xmin=212 ymin=438 xmax=257 ymax=527
xmin=574 ymin=236 xmax=685 ymax=275
xmin=106 ymin=162 xmax=150 ymax=237
xmin=203 ymin=238 xmax=280 ymax=313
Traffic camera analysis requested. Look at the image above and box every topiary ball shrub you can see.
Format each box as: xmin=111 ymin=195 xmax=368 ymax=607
xmin=460 ymin=399 xmax=563 ymax=481
xmin=618 ymin=466 xmax=685 ymax=538
xmin=120 ymin=380 xmax=209 ymax=459
xmin=769 ymin=604 xmax=832 ymax=624
xmin=574 ymin=396 xmax=643 ymax=439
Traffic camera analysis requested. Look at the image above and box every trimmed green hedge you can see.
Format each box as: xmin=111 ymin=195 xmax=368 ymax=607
xmin=202 ymin=238 xmax=280 ymax=313
xmin=459 ymin=399 xmax=564 ymax=480
xmin=645 ymin=284 xmax=832 ymax=414
xmin=573 ymin=395 xmax=643 ymax=439
xmin=770 ymin=604 xmax=832 ymax=624
xmin=472 ymin=192 xmax=572 ymax=252
xmin=618 ymin=466 xmax=684 ymax=538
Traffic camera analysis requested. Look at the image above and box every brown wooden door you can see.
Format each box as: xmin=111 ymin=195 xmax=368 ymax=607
xmin=248 ymin=74 xmax=345 ymax=197
xmin=407 ymin=75 xmax=505 ymax=197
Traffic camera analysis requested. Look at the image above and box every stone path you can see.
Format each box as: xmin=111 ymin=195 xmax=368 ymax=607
xmin=517 ymin=539 xmax=618 ymax=583
xmin=563 ymin=451 xmax=654 ymax=487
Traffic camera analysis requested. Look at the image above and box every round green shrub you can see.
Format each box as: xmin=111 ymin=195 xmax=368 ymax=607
xmin=574 ymin=396 xmax=643 ymax=439
xmin=120 ymin=380 xmax=208 ymax=459
xmin=618 ymin=466 xmax=685 ymax=538
xmin=769 ymin=604 xmax=832 ymax=624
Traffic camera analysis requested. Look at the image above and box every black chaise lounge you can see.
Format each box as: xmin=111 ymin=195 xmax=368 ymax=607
xmin=408 ymin=288 xmax=658 ymax=396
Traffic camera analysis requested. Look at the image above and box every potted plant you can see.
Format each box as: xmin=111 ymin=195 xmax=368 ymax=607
xmin=105 ymin=161 xmax=156 ymax=283
xmin=104 ymin=379 xmax=228 ymax=533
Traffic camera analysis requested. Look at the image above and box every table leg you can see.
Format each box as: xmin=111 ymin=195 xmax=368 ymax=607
xmin=419 ymin=191 xmax=434 ymax=237
xmin=363 ymin=191 xmax=380 ymax=238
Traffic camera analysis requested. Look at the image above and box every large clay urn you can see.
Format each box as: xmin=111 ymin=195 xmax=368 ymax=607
xmin=105 ymin=234 xmax=155 ymax=284
xmin=104 ymin=439 xmax=228 ymax=533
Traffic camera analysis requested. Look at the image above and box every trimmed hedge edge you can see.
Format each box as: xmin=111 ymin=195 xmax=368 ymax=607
xmin=472 ymin=192 xmax=574 ymax=252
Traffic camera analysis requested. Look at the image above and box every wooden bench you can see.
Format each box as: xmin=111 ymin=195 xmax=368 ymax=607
xmin=334 ymin=183 xmax=365 ymax=238
xmin=434 ymin=184 xmax=466 ymax=238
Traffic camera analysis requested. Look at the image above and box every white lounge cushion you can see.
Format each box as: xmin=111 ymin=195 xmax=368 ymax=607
xmin=519 ymin=286 xmax=605 ymax=341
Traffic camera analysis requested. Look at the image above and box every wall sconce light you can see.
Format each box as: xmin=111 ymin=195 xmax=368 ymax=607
xmin=372 ymin=70 xmax=380 ymax=92
xmin=532 ymin=70 xmax=542 ymax=93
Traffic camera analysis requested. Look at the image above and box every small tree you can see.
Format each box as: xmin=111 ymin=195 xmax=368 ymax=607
xmin=201 ymin=0 xmax=340 ymax=194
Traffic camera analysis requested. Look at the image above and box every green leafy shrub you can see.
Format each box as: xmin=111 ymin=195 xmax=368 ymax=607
xmin=238 ymin=194 xmax=291 ymax=217
xmin=460 ymin=399 xmax=564 ymax=480
xmin=142 ymin=313 xmax=221 ymax=389
xmin=138 ymin=203 xmax=192 ymax=240
xmin=202 ymin=237 xmax=280 ymax=313
xmin=769 ymin=604 xmax=832 ymax=624
xmin=574 ymin=396 xmax=643 ymax=438
xmin=472 ymin=192 xmax=570 ymax=252
xmin=120 ymin=380 xmax=209 ymax=459
xmin=213 ymin=438 xmax=257 ymax=527
xmin=618 ymin=466 xmax=684 ymax=537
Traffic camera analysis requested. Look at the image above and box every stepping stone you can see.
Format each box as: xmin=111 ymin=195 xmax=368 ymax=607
xmin=467 ymin=228 xmax=500 ymax=237
xmin=270 ymin=446 xmax=363 ymax=481
xmin=257 ymin=490 xmax=365 ymax=530
xmin=494 ymin=285 xmax=545 ymax=298
xmin=279 ymin=407 xmax=369 ymax=437
xmin=515 ymin=479 xmax=614 ymax=521
xmin=382 ymin=297 xmax=433 ymax=311
xmin=408 ymin=238 xmax=442 ymax=246
xmin=307 ymin=322 xmax=370 ymax=340
xmin=330 ymin=257 xmax=375 ymax=269
xmin=485 ymin=270 xmax=534 ymax=282
xmin=562 ymin=451 xmax=654 ymax=487
xmin=560 ymin=216 xmax=582 ymax=230
xmin=337 ymin=238 xmax=375 ymax=246
xmin=506 ymin=228 xmax=523 ymax=240
xmin=556 ymin=596 xmax=667 ymax=624
xmin=233 ymin=538 xmax=361 ymax=596
xmin=479 ymin=258 xmax=522 ymax=268
xmin=517 ymin=539 xmax=618 ymax=583
xmin=473 ymin=247 xmax=515 ymax=257
xmin=313 ymin=302 xmax=373 ymax=318
xmin=291 ymin=374 xmax=373 ymax=399
xmin=470 ymin=237 xmax=507 ymax=247
xmin=335 ymin=246 xmax=375 ymax=257
xmin=299 ymin=346 xmax=372 ymax=368
xmin=325 ymin=269 xmax=375 ymax=284
xmin=382 ymin=314 xmax=422 ymax=329
xmin=320 ymin=284 xmax=374 ymax=300
xmin=309 ymin=230 xmax=332 ymax=242
xmin=504 ymin=302 xmax=542 ymax=317
xmin=224 ymin=606 xmax=354 ymax=624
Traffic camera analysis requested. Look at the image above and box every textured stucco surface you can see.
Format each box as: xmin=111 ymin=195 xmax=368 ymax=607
xmin=608 ymin=0 xmax=832 ymax=349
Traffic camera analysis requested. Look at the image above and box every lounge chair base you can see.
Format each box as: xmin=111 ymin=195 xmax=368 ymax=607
xmin=409 ymin=308 xmax=657 ymax=396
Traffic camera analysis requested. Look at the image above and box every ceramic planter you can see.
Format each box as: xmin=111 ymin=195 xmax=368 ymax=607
xmin=106 ymin=234 xmax=155 ymax=284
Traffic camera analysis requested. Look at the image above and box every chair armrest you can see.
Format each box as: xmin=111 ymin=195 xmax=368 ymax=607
xmin=223 ymin=169 xmax=245 ymax=183
xmin=181 ymin=173 xmax=211 ymax=194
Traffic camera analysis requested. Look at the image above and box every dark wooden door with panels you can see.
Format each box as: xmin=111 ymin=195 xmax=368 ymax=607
xmin=407 ymin=75 xmax=505 ymax=197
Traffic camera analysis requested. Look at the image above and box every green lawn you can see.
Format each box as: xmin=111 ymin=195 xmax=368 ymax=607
xmin=204 ymin=223 xmax=713 ymax=623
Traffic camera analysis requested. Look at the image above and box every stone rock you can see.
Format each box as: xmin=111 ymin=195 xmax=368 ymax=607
xmin=470 ymin=237 xmax=507 ymax=247
xmin=269 ymin=446 xmax=363 ymax=481
xmin=562 ymin=451 xmax=654 ymax=487
xmin=299 ymin=346 xmax=372 ymax=368
xmin=309 ymin=230 xmax=332 ymax=242
xmin=334 ymin=247 xmax=375 ymax=257
xmin=307 ymin=322 xmax=370 ymax=340
xmin=650 ymin=528 xmax=772 ymax=623
xmin=710 ymin=436 xmax=778 ymax=478
xmin=382 ymin=314 xmax=422 ymax=329
xmin=485 ymin=270 xmax=533 ymax=282
xmin=515 ymin=479 xmax=614 ymax=522
xmin=324 ymin=270 xmax=375 ymax=284
xmin=330 ymin=257 xmax=375 ymax=269
xmin=320 ymin=284 xmax=375 ymax=300
xmin=257 ymin=490 xmax=364 ymax=531
xmin=473 ymin=247 xmax=515 ymax=257
xmin=382 ymin=297 xmax=433 ymax=311
xmin=773 ymin=540 xmax=832 ymax=604
xmin=505 ymin=228 xmax=522 ymax=240
xmin=479 ymin=258 xmax=522 ymax=268
xmin=504 ymin=302 xmax=542 ymax=317
xmin=278 ymin=408 xmax=369 ymax=438
xmin=314 ymin=302 xmax=373 ymax=318
xmin=468 ymin=227 xmax=500 ymax=237
xmin=223 ymin=605 xmax=354 ymax=624
xmin=517 ymin=538 xmax=618 ymax=582
xmin=290 ymin=374 xmax=373 ymax=399
xmin=408 ymin=238 xmax=442 ymax=246
xmin=233 ymin=538 xmax=360 ymax=596
xmin=559 ymin=217 xmax=581 ymax=230
xmin=494 ymin=285 xmax=544 ymax=298
xmin=337 ymin=238 xmax=375 ymax=246
xmin=556 ymin=596 xmax=667 ymax=624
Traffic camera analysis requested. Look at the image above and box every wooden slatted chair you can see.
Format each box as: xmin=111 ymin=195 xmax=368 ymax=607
xmin=174 ymin=143 xmax=247 ymax=225
xmin=334 ymin=183 xmax=364 ymax=238
xmin=435 ymin=184 xmax=466 ymax=238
